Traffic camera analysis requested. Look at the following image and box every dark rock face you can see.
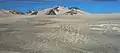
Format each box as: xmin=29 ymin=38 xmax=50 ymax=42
xmin=31 ymin=11 xmax=38 ymax=15
xmin=46 ymin=6 xmax=60 ymax=15
xmin=46 ymin=9 xmax=56 ymax=15
xmin=26 ymin=10 xmax=38 ymax=15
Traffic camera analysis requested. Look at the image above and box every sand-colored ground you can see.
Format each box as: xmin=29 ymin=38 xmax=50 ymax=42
xmin=0 ymin=14 xmax=120 ymax=53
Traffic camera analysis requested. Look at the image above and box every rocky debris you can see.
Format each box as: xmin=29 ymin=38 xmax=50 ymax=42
xmin=45 ymin=24 xmax=91 ymax=44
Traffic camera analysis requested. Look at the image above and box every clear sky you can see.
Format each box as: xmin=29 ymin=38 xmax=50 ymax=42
xmin=0 ymin=0 xmax=120 ymax=14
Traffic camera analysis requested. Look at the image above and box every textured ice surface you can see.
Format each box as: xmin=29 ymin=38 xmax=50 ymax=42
xmin=0 ymin=15 xmax=120 ymax=53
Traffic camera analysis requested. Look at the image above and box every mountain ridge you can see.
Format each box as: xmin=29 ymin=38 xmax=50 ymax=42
xmin=0 ymin=6 xmax=89 ymax=15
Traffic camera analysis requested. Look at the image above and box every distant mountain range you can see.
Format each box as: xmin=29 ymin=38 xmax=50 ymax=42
xmin=0 ymin=6 xmax=89 ymax=15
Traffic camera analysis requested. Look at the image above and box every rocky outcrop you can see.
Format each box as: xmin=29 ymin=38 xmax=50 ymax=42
xmin=9 ymin=10 xmax=25 ymax=15
xmin=26 ymin=10 xmax=38 ymax=15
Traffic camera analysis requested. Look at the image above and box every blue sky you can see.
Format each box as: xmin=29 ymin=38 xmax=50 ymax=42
xmin=0 ymin=0 xmax=120 ymax=14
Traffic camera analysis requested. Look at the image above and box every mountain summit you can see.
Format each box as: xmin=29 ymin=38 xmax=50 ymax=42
xmin=38 ymin=6 xmax=89 ymax=15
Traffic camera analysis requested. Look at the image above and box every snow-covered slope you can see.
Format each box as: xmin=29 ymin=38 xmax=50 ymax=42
xmin=38 ymin=6 xmax=89 ymax=15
